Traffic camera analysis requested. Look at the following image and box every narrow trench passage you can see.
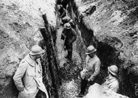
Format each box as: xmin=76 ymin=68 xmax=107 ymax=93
xmin=55 ymin=0 xmax=103 ymax=98
xmin=56 ymin=9 xmax=81 ymax=98
xmin=41 ymin=0 xmax=133 ymax=98
xmin=55 ymin=0 xmax=120 ymax=98
xmin=55 ymin=1 xmax=85 ymax=98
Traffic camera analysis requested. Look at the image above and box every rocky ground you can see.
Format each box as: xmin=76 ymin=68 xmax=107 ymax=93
xmin=59 ymin=80 xmax=80 ymax=98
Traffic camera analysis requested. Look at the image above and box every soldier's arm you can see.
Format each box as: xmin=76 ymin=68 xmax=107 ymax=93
xmin=89 ymin=60 xmax=101 ymax=81
xmin=109 ymin=81 xmax=119 ymax=92
xmin=61 ymin=29 xmax=66 ymax=40
xmin=13 ymin=60 xmax=27 ymax=91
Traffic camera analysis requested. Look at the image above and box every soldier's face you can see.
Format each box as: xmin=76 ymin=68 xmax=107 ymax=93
xmin=88 ymin=52 xmax=95 ymax=58
xmin=35 ymin=54 xmax=41 ymax=59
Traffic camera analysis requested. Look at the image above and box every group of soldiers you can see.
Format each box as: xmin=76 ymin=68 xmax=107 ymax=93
xmin=57 ymin=3 xmax=77 ymax=61
xmin=57 ymin=3 xmax=119 ymax=97
xmin=76 ymin=45 xmax=119 ymax=97
xmin=13 ymin=44 xmax=119 ymax=98
xmin=12 ymin=2 xmax=120 ymax=98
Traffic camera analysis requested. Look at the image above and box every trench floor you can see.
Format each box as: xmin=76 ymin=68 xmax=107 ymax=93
xmin=56 ymin=25 xmax=81 ymax=98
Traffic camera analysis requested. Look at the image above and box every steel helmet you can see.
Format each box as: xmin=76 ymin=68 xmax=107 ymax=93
xmin=108 ymin=65 xmax=118 ymax=76
xmin=85 ymin=45 xmax=97 ymax=54
xmin=30 ymin=45 xmax=45 ymax=56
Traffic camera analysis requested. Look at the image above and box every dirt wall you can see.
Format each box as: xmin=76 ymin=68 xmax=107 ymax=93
xmin=0 ymin=0 xmax=56 ymax=98
xmin=74 ymin=0 xmax=138 ymax=97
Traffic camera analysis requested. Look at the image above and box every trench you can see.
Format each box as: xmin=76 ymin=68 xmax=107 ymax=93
xmin=56 ymin=0 xmax=117 ymax=97
xmin=38 ymin=0 xmax=137 ymax=98
xmin=67 ymin=1 xmax=137 ymax=98
xmin=68 ymin=1 xmax=136 ymax=98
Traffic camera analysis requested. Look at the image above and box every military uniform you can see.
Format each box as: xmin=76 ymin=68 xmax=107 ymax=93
xmin=13 ymin=55 xmax=49 ymax=98
xmin=61 ymin=27 xmax=77 ymax=60
xmin=102 ymin=75 xmax=119 ymax=92
xmin=79 ymin=55 xmax=101 ymax=94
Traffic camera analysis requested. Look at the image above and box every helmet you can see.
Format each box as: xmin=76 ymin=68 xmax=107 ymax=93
xmin=57 ymin=4 xmax=62 ymax=10
xmin=64 ymin=23 xmax=71 ymax=29
xmin=30 ymin=45 xmax=45 ymax=56
xmin=85 ymin=45 xmax=97 ymax=54
xmin=108 ymin=65 xmax=118 ymax=76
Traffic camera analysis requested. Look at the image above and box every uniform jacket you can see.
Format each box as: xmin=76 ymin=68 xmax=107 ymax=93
xmin=13 ymin=55 xmax=49 ymax=98
xmin=61 ymin=28 xmax=77 ymax=45
xmin=102 ymin=76 xmax=119 ymax=92
xmin=81 ymin=55 xmax=101 ymax=80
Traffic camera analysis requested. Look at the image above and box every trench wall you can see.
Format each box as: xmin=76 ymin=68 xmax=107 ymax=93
xmin=0 ymin=0 xmax=56 ymax=98
xmin=71 ymin=0 xmax=138 ymax=98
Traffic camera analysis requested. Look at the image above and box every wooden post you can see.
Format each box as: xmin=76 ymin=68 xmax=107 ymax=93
xmin=40 ymin=14 xmax=60 ymax=98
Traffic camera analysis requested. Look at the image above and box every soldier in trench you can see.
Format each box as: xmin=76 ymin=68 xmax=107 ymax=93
xmin=76 ymin=45 xmax=101 ymax=97
xmin=57 ymin=4 xmax=66 ymax=19
xmin=85 ymin=65 xmax=120 ymax=98
xmin=102 ymin=65 xmax=119 ymax=93
xmin=61 ymin=22 xmax=77 ymax=61
xmin=13 ymin=45 xmax=49 ymax=98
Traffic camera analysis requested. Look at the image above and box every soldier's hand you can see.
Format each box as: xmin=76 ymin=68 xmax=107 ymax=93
xmin=88 ymin=77 xmax=94 ymax=82
xmin=87 ymin=78 xmax=91 ymax=81
xmin=80 ymin=71 xmax=85 ymax=79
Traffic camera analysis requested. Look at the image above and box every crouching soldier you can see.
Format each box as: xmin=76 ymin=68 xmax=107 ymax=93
xmin=61 ymin=23 xmax=77 ymax=61
xmin=13 ymin=45 xmax=49 ymax=98
xmin=76 ymin=45 xmax=101 ymax=97
xmin=102 ymin=65 xmax=119 ymax=93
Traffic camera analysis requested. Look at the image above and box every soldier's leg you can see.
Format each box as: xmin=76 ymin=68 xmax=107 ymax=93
xmin=76 ymin=78 xmax=88 ymax=97
xmin=66 ymin=44 xmax=72 ymax=60
xmin=80 ymin=78 xmax=88 ymax=94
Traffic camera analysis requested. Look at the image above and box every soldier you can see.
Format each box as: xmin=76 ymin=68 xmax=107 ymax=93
xmin=102 ymin=65 xmax=119 ymax=93
xmin=61 ymin=23 xmax=77 ymax=61
xmin=76 ymin=45 xmax=101 ymax=97
xmin=13 ymin=45 xmax=49 ymax=98
xmin=57 ymin=4 xmax=66 ymax=19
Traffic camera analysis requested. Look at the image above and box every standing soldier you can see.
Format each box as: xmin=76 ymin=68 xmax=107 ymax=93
xmin=61 ymin=23 xmax=77 ymax=61
xmin=76 ymin=45 xmax=101 ymax=97
xmin=13 ymin=45 xmax=49 ymax=98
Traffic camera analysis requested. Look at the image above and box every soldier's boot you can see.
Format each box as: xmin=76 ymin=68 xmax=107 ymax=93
xmin=76 ymin=79 xmax=88 ymax=97
xmin=66 ymin=49 xmax=72 ymax=61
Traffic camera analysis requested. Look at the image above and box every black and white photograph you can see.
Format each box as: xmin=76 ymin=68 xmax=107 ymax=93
xmin=0 ymin=0 xmax=137 ymax=98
